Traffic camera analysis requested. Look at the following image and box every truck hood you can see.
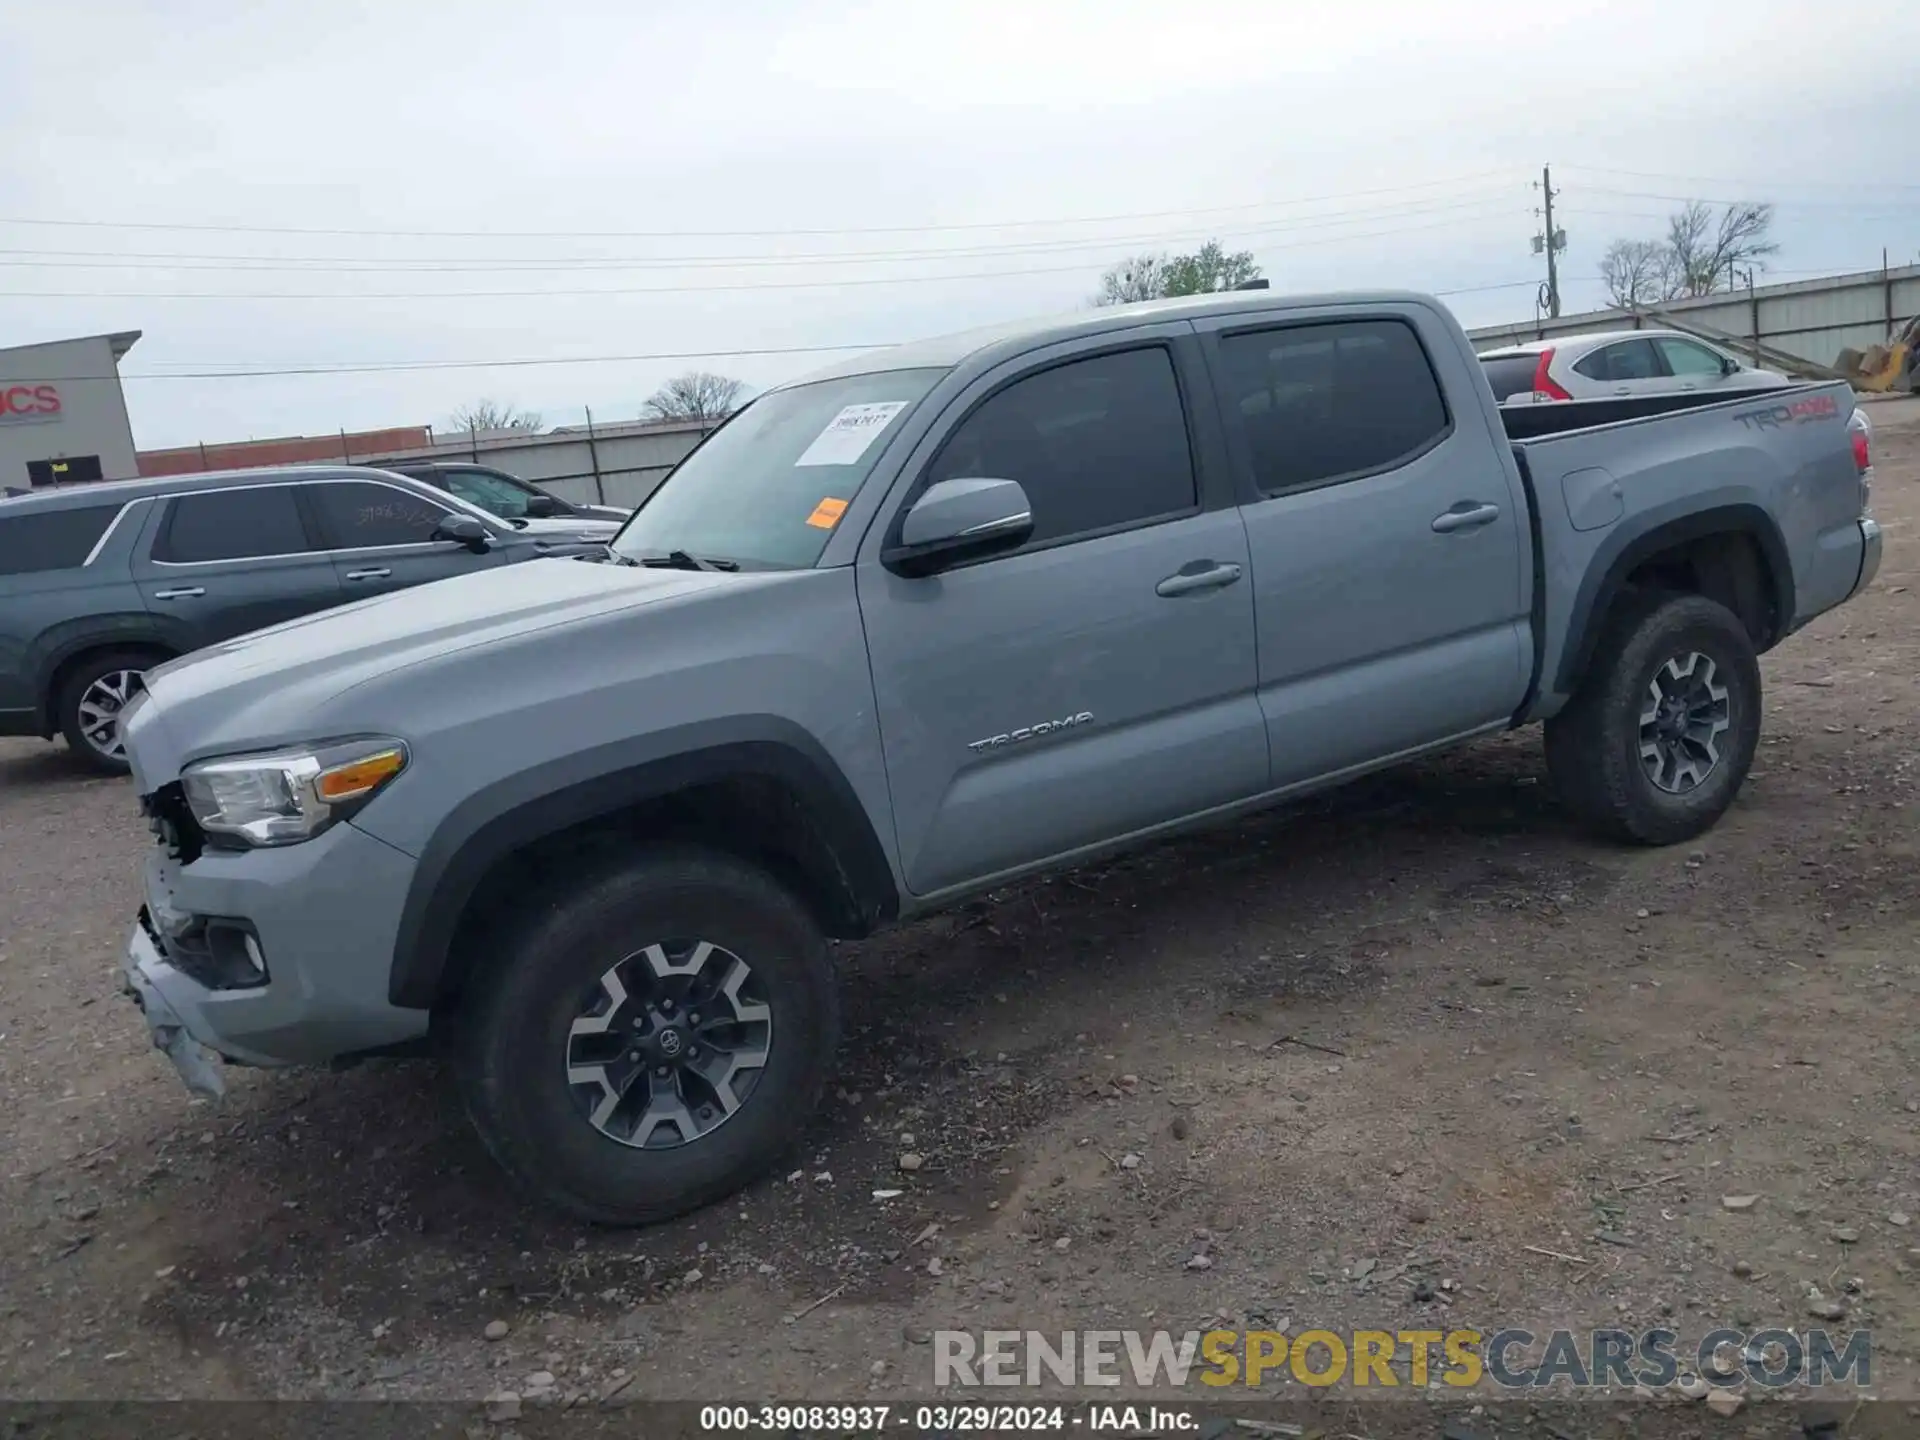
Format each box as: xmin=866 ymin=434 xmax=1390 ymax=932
xmin=124 ymin=557 xmax=726 ymax=783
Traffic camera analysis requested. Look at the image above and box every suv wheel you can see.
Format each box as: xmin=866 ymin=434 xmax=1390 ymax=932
xmin=1545 ymin=592 xmax=1762 ymax=845
xmin=56 ymin=649 xmax=160 ymax=775
xmin=452 ymin=847 xmax=838 ymax=1226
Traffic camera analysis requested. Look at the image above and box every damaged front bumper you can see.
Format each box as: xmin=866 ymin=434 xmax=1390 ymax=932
xmin=120 ymin=911 xmax=227 ymax=1099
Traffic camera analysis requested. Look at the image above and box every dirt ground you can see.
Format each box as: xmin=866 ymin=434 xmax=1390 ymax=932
xmin=2 ymin=401 xmax=1916 ymax=1428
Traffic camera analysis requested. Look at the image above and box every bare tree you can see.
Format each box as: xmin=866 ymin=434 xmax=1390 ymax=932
xmin=1092 ymin=253 xmax=1174 ymax=306
xmin=642 ymin=371 xmax=747 ymax=423
xmin=1600 ymin=238 xmax=1672 ymax=308
xmin=1599 ymin=199 xmax=1778 ymax=306
xmin=445 ymin=399 xmax=542 ymax=433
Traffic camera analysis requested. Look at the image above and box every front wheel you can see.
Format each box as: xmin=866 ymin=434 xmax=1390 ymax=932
xmin=451 ymin=847 xmax=838 ymax=1226
xmin=1545 ymin=592 xmax=1762 ymax=845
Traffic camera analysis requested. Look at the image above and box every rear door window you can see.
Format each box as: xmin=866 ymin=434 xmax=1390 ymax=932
xmin=153 ymin=486 xmax=315 ymax=563
xmin=306 ymin=481 xmax=453 ymax=549
xmin=1215 ymin=319 xmax=1451 ymax=493
xmin=1573 ymin=340 xmax=1664 ymax=382
xmin=0 ymin=504 xmax=122 ymax=575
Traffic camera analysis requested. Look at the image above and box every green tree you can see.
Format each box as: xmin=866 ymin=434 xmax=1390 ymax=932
xmin=1092 ymin=241 xmax=1263 ymax=306
xmin=1162 ymin=241 xmax=1262 ymax=296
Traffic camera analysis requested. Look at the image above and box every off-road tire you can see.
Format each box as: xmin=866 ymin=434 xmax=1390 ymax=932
xmin=451 ymin=846 xmax=838 ymax=1226
xmin=1545 ymin=591 xmax=1762 ymax=845
xmin=55 ymin=648 xmax=165 ymax=775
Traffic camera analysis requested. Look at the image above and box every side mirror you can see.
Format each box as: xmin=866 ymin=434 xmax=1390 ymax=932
xmin=433 ymin=513 xmax=493 ymax=553
xmin=1721 ymin=355 xmax=1739 ymax=375
xmin=523 ymin=494 xmax=559 ymax=518
xmin=882 ymin=477 xmax=1033 ymax=578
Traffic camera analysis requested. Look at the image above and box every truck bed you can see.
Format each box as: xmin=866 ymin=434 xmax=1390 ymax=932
xmin=1502 ymin=380 xmax=1870 ymax=724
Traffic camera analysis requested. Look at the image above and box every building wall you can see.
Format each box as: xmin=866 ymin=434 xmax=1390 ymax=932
xmin=137 ymin=425 xmax=432 ymax=477
xmin=1466 ymin=263 xmax=1920 ymax=374
xmin=0 ymin=336 xmax=139 ymax=490
xmin=360 ymin=417 xmax=715 ymax=510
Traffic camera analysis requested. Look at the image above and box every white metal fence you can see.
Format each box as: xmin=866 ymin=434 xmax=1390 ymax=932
xmin=360 ymin=416 xmax=714 ymax=510
xmin=1466 ymin=263 xmax=1920 ymax=376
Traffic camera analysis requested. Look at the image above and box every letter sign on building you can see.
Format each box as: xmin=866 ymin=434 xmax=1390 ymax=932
xmin=0 ymin=384 xmax=63 ymax=424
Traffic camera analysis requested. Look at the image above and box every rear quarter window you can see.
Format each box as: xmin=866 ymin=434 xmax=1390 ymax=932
xmin=1480 ymin=354 xmax=1542 ymax=402
xmin=0 ymin=505 xmax=122 ymax=576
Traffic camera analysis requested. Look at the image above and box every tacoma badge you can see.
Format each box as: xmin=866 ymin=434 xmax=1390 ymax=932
xmin=967 ymin=711 xmax=1094 ymax=753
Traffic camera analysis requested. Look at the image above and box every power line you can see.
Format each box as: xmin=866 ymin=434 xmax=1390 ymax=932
xmin=1557 ymin=163 xmax=1920 ymax=195
xmin=0 ymin=171 xmax=1520 ymax=241
xmin=25 ymin=278 xmax=1545 ymax=382
xmin=0 ymin=195 xmax=1527 ymax=273
xmin=0 ymin=212 xmax=1525 ymax=302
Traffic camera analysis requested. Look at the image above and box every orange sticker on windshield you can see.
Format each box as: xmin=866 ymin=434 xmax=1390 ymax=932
xmin=805 ymin=497 xmax=849 ymax=530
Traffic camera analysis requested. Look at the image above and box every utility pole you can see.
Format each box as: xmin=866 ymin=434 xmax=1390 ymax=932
xmin=1532 ymin=166 xmax=1566 ymax=319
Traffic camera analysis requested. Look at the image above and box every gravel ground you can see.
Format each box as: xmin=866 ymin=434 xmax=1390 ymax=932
xmin=2 ymin=400 xmax=1916 ymax=1431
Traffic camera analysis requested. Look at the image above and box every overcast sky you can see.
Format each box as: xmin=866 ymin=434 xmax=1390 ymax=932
xmin=2 ymin=0 xmax=1916 ymax=449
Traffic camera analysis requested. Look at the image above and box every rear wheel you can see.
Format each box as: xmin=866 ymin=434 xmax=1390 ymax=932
xmin=1545 ymin=592 xmax=1762 ymax=845
xmin=55 ymin=649 xmax=163 ymax=775
xmin=451 ymin=847 xmax=838 ymax=1225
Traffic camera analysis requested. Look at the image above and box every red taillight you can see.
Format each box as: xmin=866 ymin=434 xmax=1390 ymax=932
xmin=1852 ymin=429 xmax=1871 ymax=473
xmin=1531 ymin=349 xmax=1573 ymax=401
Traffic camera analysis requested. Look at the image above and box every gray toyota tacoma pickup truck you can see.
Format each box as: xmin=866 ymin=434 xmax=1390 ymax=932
xmin=116 ymin=290 xmax=1882 ymax=1224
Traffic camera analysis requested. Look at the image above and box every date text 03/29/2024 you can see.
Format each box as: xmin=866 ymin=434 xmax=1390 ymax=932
xmin=699 ymin=1405 xmax=1193 ymax=1433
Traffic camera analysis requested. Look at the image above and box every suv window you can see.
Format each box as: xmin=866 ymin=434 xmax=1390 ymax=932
xmin=154 ymin=486 xmax=313 ymax=564
xmin=436 ymin=468 xmax=546 ymax=520
xmin=0 ymin=504 xmax=122 ymax=576
xmin=1573 ymin=339 xmax=1663 ymax=382
xmin=307 ymin=481 xmax=452 ymax=549
xmin=1216 ymin=319 xmax=1449 ymax=492
xmin=925 ymin=347 xmax=1196 ymax=547
xmin=1656 ymin=337 xmax=1727 ymax=377
xmin=1480 ymin=353 xmax=1542 ymax=403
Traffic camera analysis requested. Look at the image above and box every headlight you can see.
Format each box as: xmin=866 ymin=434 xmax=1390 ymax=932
xmin=181 ymin=737 xmax=409 ymax=848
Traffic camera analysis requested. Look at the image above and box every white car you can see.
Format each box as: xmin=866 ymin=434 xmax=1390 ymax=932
xmin=1479 ymin=329 xmax=1796 ymax=406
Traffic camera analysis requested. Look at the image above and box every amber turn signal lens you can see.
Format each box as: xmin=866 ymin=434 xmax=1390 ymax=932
xmin=313 ymin=748 xmax=406 ymax=803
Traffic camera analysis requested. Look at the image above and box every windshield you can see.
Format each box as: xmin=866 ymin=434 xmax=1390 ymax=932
xmin=610 ymin=367 xmax=946 ymax=569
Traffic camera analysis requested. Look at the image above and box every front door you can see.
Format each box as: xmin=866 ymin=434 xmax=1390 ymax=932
xmin=300 ymin=478 xmax=511 ymax=599
xmin=133 ymin=482 xmax=346 ymax=646
xmin=1195 ymin=309 xmax=1533 ymax=788
xmin=856 ymin=338 xmax=1268 ymax=897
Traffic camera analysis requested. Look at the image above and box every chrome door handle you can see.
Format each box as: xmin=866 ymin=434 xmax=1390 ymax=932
xmin=1613 ymin=386 xmax=1630 ymax=395
xmin=345 ymin=567 xmax=392 ymax=581
xmin=151 ymin=586 xmax=205 ymax=600
xmin=1431 ymin=502 xmax=1501 ymax=533
xmin=1155 ymin=561 xmax=1243 ymax=597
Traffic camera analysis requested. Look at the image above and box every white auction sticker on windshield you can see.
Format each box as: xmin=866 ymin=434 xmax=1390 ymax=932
xmin=794 ymin=401 xmax=910 ymax=467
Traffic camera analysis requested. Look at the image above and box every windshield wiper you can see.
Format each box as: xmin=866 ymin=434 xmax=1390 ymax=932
xmin=638 ymin=549 xmax=740 ymax=572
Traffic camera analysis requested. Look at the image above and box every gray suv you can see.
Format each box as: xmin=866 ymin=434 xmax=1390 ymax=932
xmin=0 ymin=465 xmax=605 ymax=772
xmin=115 ymin=290 xmax=1879 ymax=1226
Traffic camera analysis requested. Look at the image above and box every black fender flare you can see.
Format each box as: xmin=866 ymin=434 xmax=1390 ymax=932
xmin=385 ymin=717 xmax=899 ymax=1009
xmin=1555 ymin=500 xmax=1794 ymax=698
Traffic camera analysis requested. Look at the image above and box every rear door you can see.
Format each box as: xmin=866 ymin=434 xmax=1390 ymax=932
xmin=134 ymin=483 xmax=346 ymax=645
xmin=1570 ymin=338 xmax=1670 ymax=399
xmin=855 ymin=333 xmax=1268 ymax=896
xmin=1194 ymin=306 xmax=1532 ymax=788
xmin=302 ymin=477 xmax=512 ymax=599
